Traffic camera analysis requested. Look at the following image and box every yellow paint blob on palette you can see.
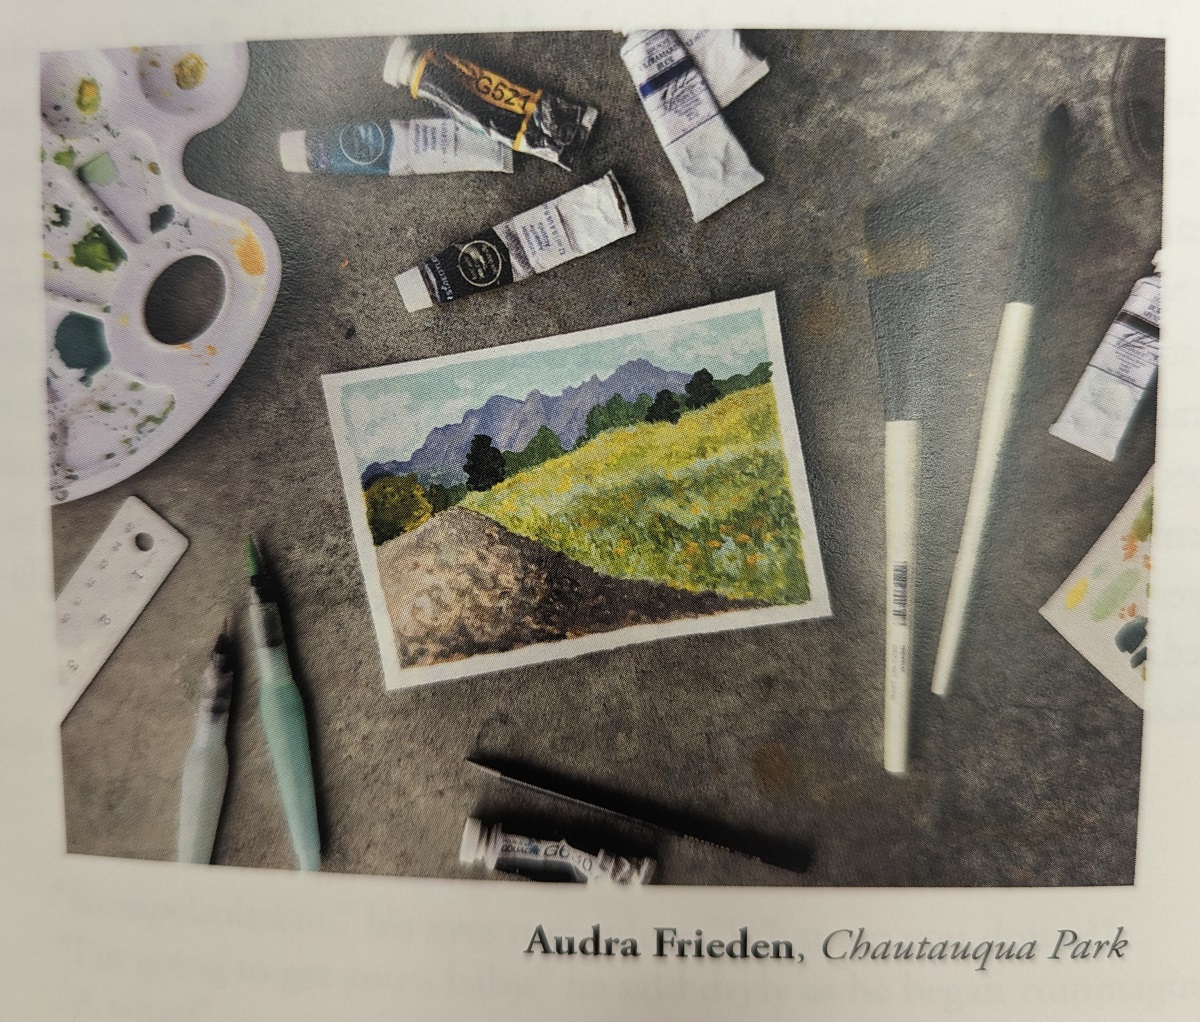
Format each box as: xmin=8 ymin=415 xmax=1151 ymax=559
xmin=41 ymin=44 xmax=281 ymax=503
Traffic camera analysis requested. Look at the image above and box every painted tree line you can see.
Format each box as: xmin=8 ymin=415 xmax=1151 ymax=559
xmin=364 ymin=363 xmax=771 ymax=546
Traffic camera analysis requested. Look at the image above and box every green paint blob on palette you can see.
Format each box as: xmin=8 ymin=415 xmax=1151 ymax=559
xmin=1089 ymin=567 xmax=1141 ymax=622
xmin=41 ymin=44 xmax=281 ymax=503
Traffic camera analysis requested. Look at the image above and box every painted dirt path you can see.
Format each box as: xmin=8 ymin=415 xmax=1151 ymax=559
xmin=376 ymin=507 xmax=763 ymax=667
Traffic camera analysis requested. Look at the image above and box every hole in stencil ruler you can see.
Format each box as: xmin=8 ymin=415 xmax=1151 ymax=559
xmin=143 ymin=254 xmax=225 ymax=345
xmin=134 ymin=533 xmax=154 ymax=551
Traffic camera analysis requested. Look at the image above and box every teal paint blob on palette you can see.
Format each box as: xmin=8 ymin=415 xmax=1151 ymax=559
xmin=41 ymin=44 xmax=281 ymax=503
xmin=54 ymin=313 xmax=110 ymax=384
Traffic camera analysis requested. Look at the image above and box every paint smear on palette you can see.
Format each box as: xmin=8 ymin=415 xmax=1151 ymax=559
xmin=77 ymin=78 xmax=101 ymax=115
xmin=234 ymin=229 xmax=266 ymax=275
xmin=174 ymin=53 xmax=207 ymax=90
xmin=48 ymin=311 xmax=176 ymax=488
xmin=1040 ymin=469 xmax=1153 ymax=707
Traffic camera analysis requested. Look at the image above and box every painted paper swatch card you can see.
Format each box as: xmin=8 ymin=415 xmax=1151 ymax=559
xmin=323 ymin=292 xmax=831 ymax=689
xmin=1041 ymin=469 xmax=1153 ymax=707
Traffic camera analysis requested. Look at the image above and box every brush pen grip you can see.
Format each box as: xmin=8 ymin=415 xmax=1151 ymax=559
xmin=884 ymin=420 xmax=918 ymax=774
xmin=252 ymin=609 xmax=321 ymax=872
xmin=177 ymin=719 xmax=229 ymax=864
xmin=931 ymin=301 xmax=1035 ymax=696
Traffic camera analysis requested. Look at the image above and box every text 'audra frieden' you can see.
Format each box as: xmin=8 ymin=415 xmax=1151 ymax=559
xmin=525 ymin=925 xmax=801 ymax=960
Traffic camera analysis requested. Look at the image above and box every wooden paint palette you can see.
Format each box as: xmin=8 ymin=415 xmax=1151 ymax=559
xmin=42 ymin=43 xmax=281 ymax=503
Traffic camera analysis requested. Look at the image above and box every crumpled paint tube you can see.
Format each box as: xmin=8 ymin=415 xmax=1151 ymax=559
xmin=620 ymin=30 xmax=764 ymax=222
xmin=459 ymin=818 xmax=655 ymax=885
xmin=383 ymin=37 xmax=598 ymax=171
xmin=394 ymin=170 xmax=634 ymax=312
xmin=1050 ymin=251 xmax=1161 ymax=461
xmin=673 ymin=29 xmax=769 ymax=109
xmin=278 ymin=119 xmax=512 ymax=176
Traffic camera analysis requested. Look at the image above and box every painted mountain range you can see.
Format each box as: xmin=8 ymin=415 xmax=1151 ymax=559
xmin=362 ymin=358 xmax=691 ymax=488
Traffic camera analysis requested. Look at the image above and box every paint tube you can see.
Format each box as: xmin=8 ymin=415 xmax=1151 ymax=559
xmin=394 ymin=170 xmax=634 ymax=312
xmin=673 ymin=29 xmax=769 ymax=109
xmin=459 ymin=818 xmax=655 ymax=885
xmin=1049 ymin=251 xmax=1161 ymax=461
xmin=383 ymin=38 xmax=598 ymax=172
xmin=620 ymin=30 xmax=764 ymax=223
xmin=278 ymin=119 xmax=512 ymax=176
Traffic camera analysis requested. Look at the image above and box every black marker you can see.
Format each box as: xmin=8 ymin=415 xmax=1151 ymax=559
xmin=466 ymin=756 xmax=812 ymax=876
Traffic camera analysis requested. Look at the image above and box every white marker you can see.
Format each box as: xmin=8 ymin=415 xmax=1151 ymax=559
xmin=177 ymin=622 xmax=234 ymax=864
xmin=865 ymin=195 xmax=934 ymax=773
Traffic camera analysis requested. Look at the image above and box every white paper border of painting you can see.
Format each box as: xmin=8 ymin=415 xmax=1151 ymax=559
xmin=322 ymin=291 xmax=832 ymax=690
xmin=1040 ymin=468 xmax=1153 ymax=708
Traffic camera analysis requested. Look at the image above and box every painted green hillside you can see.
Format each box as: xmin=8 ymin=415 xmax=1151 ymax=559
xmin=462 ymin=384 xmax=810 ymax=605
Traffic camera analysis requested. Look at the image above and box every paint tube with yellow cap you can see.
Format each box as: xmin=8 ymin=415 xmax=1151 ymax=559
xmin=383 ymin=37 xmax=598 ymax=171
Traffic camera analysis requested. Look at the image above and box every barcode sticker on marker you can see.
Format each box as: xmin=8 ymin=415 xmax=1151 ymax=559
xmin=55 ymin=496 xmax=187 ymax=721
xmin=891 ymin=562 xmax=910 ymax=625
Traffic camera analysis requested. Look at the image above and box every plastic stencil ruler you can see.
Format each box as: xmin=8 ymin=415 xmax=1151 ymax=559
xmin=55 ymin=496 xmax=188 ymax=721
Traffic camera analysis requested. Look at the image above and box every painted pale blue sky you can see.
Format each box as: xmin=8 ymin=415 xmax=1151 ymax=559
xmin=339 ymin=308 xmax=771 ymax=470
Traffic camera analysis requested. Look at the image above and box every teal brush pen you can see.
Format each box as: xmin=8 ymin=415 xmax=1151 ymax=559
xmin=177 ymin=620 xmax=234 ymax=864
xmin=246 ymin=538 xmax=321 ymax=871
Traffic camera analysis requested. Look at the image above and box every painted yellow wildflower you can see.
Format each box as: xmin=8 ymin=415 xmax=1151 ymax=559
xmin=462 ymin=385 xmax=809 ymax=604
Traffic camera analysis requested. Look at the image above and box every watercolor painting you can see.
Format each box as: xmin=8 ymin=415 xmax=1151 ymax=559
xmin=1041 ymin=469 xmax=1153 ymax=707
xmin=324 ymin=292 xmax=830 ymax=689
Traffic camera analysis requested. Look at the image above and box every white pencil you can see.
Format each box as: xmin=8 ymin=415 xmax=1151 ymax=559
xmin=884 ymin=420 xmax=919 ymax=772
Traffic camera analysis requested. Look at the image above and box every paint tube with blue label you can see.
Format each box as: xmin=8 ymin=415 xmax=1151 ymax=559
xmin=394 ymin=170 xmax=634 ymax=312
xmin=620 ymin=30 xmax=764 ymax=222
xmin=383 ymin=38 xmax=598 ymax=172
xmin=459 ymin=818 xmax=655 ymax=885
xmin=278 ymin=119 xmax=512 ymax=176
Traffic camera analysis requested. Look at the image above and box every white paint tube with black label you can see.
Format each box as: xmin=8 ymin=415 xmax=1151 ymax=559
xmin=673 ymin=29 xmax=769 ymax=108
xmin=459 ymin=818 xmax=655 ymax=884
xmin=278 ymin=119 xmax=512 ymax=176
xmin=620 ymin=30 xmax=764 ymax=222
xmin=394 ymin=170 xmax=635 ymax=312
xmin=1050 ymin=253 xmax=1161 ymax=461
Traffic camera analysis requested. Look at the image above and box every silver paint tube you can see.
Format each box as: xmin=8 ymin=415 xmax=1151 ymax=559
xmin=1050 ymin=252 xmax=1161 ymax=461
xmin=459 ymin=818 xmax=655 ymax=884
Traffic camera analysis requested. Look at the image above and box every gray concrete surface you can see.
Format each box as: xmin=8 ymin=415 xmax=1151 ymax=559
xmin=54 ymin=30 xmax=1159 ymax=885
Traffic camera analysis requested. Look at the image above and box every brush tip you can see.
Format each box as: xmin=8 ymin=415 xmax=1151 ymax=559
xmin=212 ymin=620 xmax=235 ymax=660
xmin=1039 ymin=103 xmax=1071 ymax=171
xmin=863 ymin=190 xmax=935 ymax=278
xmin=245 ymin=536 xmax=259 ymax=578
